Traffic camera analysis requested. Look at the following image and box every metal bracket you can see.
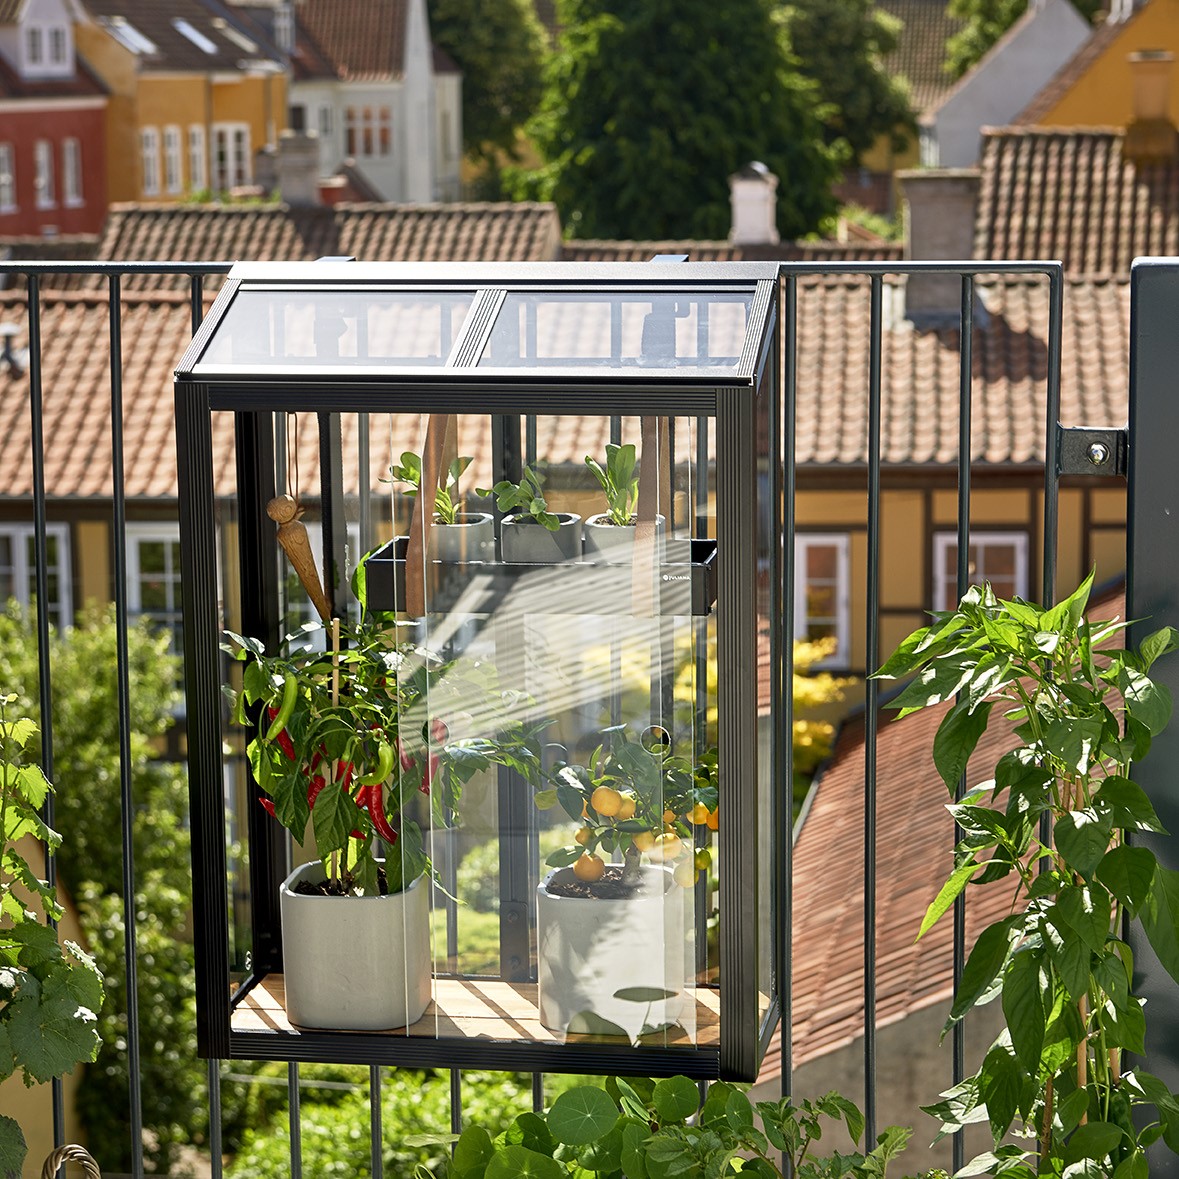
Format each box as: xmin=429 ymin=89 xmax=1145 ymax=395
xmin=1056 ymin=425 xmax=1128 ymax=478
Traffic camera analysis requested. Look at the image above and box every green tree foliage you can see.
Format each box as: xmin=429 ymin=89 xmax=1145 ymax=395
xmin=514 ymin=0 xmax=844 ymax=241
xmin=0 ymin=606 xmax=204 ymax=1175
xmin=781 ymin=0 xmax=916 ymax=162
xmin=945 ymin=0 xmax=1102 ymax=80
xmin=426 ymin=0 xmax=548 ymax=176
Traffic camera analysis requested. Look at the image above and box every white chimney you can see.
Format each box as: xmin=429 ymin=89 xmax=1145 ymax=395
xmin=898 ymin=168 xmax=981 ymax=326
xmin=276 ymin=130 xmax=322 ymax=207
xmin=729 ymin=161 xmax=780 ymax=245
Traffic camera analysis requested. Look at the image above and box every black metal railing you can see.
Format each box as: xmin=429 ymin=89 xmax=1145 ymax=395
xmin=4 ymin=256 xmax=1168 ymax=1177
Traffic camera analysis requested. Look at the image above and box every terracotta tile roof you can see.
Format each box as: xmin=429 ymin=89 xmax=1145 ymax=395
xmin=0 ymin=49 xmax=108 ymax=99
xmin=0 ymin=0 xmax=23 ymax=22
xmin=1017 ymin=12 xmax=1135 ymax=124
xmin=80 ymin=0 xmax=286 ymax=73
xmin=878 ymin=0 xmax=964 ymax=114
xmin=291 ymin=17 xmax=336 ymax=81
xmin=0 ymin=274 xmax=1129 ymax=501
xmin=559 ymin=241 xmax=905 ymax=263
xmin=758 ymin=584 xmax=1125 ymax=1079
xmin=66 ymin=202 xmax=563 ymax=290
xmin=975 ymin=127 xmax=1179 ymax=277
xmin=295 ymin=0 xmax=406 ymax=82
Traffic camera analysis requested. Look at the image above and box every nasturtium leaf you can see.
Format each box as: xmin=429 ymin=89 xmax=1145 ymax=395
xmin=651 ymin=1075 xmax=700 ymax=1123
xmin=547 ymin=1086 xmax=619 ymax=1146
xmin=1140 ymin=864 xmax=1179 ymax=986
xmin=485 ymin=1145 xmax=562 ymax=1179
xmin=1002 ymin=952 xmax=1045 ymax=1072
xmin=725 ymin=1089 xmax=755 ymax=1133
xmin=1098 ymin=845 xmax=1158 ymax=916
xmin=505 ymin=1112 xmax=555 ymax=1156
xmin=620 ymin=1122 xmax=651 ymax=1178
xmin=577 ymin=1121 xmax=624 ymax=1172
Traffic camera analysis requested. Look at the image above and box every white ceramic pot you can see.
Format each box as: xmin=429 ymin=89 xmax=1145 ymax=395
xmin=536 ymin=864 xmax=686 ymax=1039
xmin=280 ymin=861 xmax=431 ymax=1031
xmin=501 ymin=512 xmax=582 ymax=564
xmin=429 ymin=512 xmax=494 ymax=563
xmin=581 ymin=514 xmax=666 ymax=564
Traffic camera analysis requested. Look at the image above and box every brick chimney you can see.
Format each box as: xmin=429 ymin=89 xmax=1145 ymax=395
xmin=898 ymin=168 xmax=981 ymax=326
xmin=276 ymin=130 xmax=322 ymax=207
xmin=1125 ymin=50 xmax=1177 ymax=164
xmin=729 ymin=161 xmax=780 ymax=245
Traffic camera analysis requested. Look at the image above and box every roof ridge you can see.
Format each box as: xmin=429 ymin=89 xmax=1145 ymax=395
xmin=0 ymin=288 xmax=200 ymax=306
xmin=982 ymin=124 xmax=1125 ymax=140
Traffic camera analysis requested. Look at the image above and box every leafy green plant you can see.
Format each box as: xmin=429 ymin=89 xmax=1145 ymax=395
xmin=585 ymin=443 xmax=639 ymax=527
xmin=224 ymin=554 xmax=543 ymax=898
xmin=537 ymin=725 xmax=717 ymax=890
xmin=389 ymin=451 xmax=476 ymax=526
xmin=477 ymin=464 xmax=562 ymax=530
xmin=876 ymin=572 xmax=1179 ymax=1174
xmin=0 ymin=693 xmax=104 ymax=1179
xmin=429 ymin=1076 xmax=909 ymax=1178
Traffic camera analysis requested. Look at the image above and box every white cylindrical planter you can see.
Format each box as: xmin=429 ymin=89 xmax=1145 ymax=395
xmin=280 ymin=862 xmax=431 ymax=1031
xmin=536 ymin=864 xmax=686 ymax=1039
xmin=501 ymin=513 xmax=582 ymax=563
xmin=429 ymin=512 xmax=494 ymax=562
xmin=581 ymin=514 xmax=665 ymax=564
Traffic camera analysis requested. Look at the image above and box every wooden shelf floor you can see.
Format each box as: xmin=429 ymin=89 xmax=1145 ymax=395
xmin=232 ymin=975 xmax=721 ymax=1046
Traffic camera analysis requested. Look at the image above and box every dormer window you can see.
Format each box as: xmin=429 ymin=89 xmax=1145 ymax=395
xmin=273 ymin=3 xmax=293 ymax=53
xmin=24 ymin=22 xmax=72 ymax=77
xmin=49 ymin=27 xmax=67 ymax=65
xmin=27 ymin=27 xmax=42 ymax=64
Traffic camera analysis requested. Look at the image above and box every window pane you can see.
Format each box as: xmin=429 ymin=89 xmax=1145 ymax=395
xmin=806 ymin=544 xmax=836 ymax=579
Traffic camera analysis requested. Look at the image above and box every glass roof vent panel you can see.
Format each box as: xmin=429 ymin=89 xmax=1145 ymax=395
xmin=478 ymin=289 xmax=756 ymax=371
xmin=197 ymin=287 xmax=477 ymax=368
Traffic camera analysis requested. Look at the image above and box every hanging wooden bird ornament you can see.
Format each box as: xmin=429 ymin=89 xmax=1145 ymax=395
xmin=266 ymin=493 xmax=332 ymax=621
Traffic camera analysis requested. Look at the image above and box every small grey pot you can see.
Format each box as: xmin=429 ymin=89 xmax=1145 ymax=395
xmin=500 ymin=512 xmax=582 ymax=564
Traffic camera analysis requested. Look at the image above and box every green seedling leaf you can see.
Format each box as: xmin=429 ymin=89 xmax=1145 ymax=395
xmin=652 ymin=1075 xmax=700 ymax=1123
xmin=547 ymin=1086 xmax=619 ymax=1145
xmin=1098 ymin=845 xmax=1157 ymax=916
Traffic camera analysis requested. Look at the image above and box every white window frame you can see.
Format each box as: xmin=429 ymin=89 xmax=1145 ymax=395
xmin=0 ymin=144 xmax=15 ymax=213
xmin=125 ymin=525 xmax=184 ymax=654
xmin=273 ymin=3 xmax=293 ymax=53
xmin=48 ymin=26 xmax=67 ymax=65
xmin=933 ymin=531 xmax=1029 ymax=612
xmin=26 ymin=26 xmax=43 ymax=65
xmin=794 ymin=533 xmax=851 ymax=665
xmin=34 ymin=140 xmax=54 ymax=208
xmin=62 ymin=138 xmax=82 ymax=206
xmin=188 ymin=125 xmax=207 ymax=191
xmin=0 ymin=523 xmax=73 ymax=630
xmin=163 ymin=125 xmax=182 ymax=195
xmin=211 ymin=122 xmax=251 ymax=192
xmin=317 ymin=103 xmax=333 ymax=139
xmin=140 ymin=126 xmax=160 ymax=197
xmin=345 ymin=106 xmax=392 ymax=158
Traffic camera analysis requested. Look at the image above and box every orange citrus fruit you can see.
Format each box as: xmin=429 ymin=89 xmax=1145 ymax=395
xmin=573 ymin=852 xmax=606 ymax=882
xmin=632 ymin=830 xmax=657 ymax=853
xmin=591 ymin=786 xmax=623 ymax=817
xmin=674 ymin=859 xmax=697 ymax=888
xmin=690 ymin=802 xmax=710 ymax=825
xmin=706 ymin=808 xmax=719 ymax=831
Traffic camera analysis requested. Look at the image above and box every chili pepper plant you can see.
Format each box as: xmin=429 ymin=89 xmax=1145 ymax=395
xmin=224 ymin=559 xmax=543 ymax=898
xmin=876 ymin=572 xmax=1179 ymax=1174
xmin=536 ymin=725 xmax=718 ymax=891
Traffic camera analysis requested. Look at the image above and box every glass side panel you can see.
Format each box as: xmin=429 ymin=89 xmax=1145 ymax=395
xmin=198 ymin=288 xmax=476 ymax=367
xmin=480 ymin=291 xmax=755 ymax=369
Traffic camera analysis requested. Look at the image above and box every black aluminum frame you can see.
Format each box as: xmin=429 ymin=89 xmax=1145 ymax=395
xmin=173 ymin=262 xmax=783 ymax=1082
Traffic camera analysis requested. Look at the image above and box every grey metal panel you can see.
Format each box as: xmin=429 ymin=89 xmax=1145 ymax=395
xmin=1127 ymin=257 xmax=1179 ymax=1178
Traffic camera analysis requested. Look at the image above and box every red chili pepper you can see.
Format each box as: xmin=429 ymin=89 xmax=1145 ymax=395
xmin=395 ymin=737 xmax=415 ymax=771
xmin=365 ymin=780 xmax=399 ymax=845
xmin=337 ymin=761 xmax=355 ymax=787
xmin=265 ymin=709 xmax=296 ymax=760
xmin=430 ymin=717 xmax=449 ymax=744
xmin=420 ymin=752 xmax=441 ymax=794
xmin=259 ymin=797 xmax=276 ymax=818
xmin=306 ymin=774 xmax=326 ymax=809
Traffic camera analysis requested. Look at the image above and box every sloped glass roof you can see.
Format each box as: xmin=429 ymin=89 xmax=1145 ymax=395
xmin=179 ymin=261 xmax=778 ymax=381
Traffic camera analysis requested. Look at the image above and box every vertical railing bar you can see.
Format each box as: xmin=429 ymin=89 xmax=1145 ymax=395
xmin=359 ymin=412 xmax=372 ymax=554
xmin=863 ymin=273 xmax=883 ymax=1146
xmin=952 ymin=272 xmax=974 ymax=1177
xmin=190 ymin=274 xmax=204 ymax=336
xmin=25 ymin=275 xmax=67 ymax=1155
xmin=108 ymin=274 xmax=146 ymax=1179
xmin=206 ymin=1060 xmax=223 ymax=1179
xmin=1042 ymin=268 xmax=1063 ymax=606
xmin=780 ymin=272 xmax=797 ymax=1100
xmin=288 ymin=1063 xmax=302 ymax=1179
xmin=450 ymin=1069 xmax=463 ymax=1136
xmin=370 ymin=1065 xmax=383 ymax=1179
xmin=533 ymin=1071 xmax=544 ymax=1114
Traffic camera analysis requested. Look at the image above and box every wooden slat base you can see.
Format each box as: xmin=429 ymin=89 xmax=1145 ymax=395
xmin=233 ymin=975 xmax=721 ymax=1047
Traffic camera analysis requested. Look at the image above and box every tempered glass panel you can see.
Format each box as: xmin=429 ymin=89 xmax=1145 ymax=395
xmin=199 ymin=288 xmax=476 ymax=367
xmin=480 ymin=291 xmax=755 ymax=369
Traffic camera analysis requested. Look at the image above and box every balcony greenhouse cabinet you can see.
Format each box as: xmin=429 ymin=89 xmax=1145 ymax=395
xmin=173 ymin=260 xmax=785 ymax=1082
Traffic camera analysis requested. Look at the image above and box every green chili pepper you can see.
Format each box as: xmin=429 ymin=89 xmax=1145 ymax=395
xmin=265 ymin=673 xmax=297 ymax=741
xmin=356 ymin=740 xmax=395 ymax=788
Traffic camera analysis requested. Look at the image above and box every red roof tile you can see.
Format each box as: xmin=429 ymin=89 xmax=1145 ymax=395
xmin=0 ymin=49 xmax=107 ymax=100
xmin=559 ymin=241 xmax=905 ymax=264
xmin=295 ymin=0 xmax=407 ymax=82
xmin=758 ymin=583 xmax=1126 ymax=1078
xmin=975 ymin=127 xmax=1179 ymax=276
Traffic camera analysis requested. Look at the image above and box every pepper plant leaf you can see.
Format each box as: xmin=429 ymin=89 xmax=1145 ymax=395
xmin=919 ymin=860 xmax=980 ymax=939
xmin=1054 ymin=808 xmax=1114 ymax=880
xmin=1140 ymin=863 xmax=1179 ymax=985
xmin=1002 ymin=950 xmax=1045 ymax=1072
xmin=1057 ymin=883 xmax=1113 ymax=953
xmin=949 ymin=915 xmax=1021 ymax=1024
xmin=1094 ymin=777 xmax=1166 ymax=833
xmin=1097 ymin=845 xmax=1158 ymax=916
xmin=933 ymin=700 xmax=994 ymax=792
